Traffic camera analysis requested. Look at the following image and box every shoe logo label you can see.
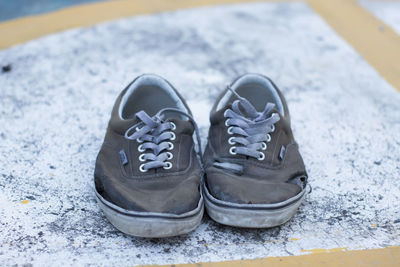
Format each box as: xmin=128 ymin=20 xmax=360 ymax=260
xmin=279 ymin=145 xmax=286 ymax=160
xmin=119 ymin=149 xmax=128 ymax=165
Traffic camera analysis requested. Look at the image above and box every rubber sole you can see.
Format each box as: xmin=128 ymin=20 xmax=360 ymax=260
xmin=95 ymin=189 xmax=204 ymax=238
xmin=203 ymin=183 xmax=306 ymax=228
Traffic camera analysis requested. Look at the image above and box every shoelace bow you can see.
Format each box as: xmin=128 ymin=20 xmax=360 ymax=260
xmin=125 ymin=108 xmax=203 ymax=172
xmin=214 ymin=87 xmax=280 ymax=172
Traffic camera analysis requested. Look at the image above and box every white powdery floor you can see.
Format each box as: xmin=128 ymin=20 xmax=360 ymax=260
xmin=0 ymin=2 xmax=399 ymax=266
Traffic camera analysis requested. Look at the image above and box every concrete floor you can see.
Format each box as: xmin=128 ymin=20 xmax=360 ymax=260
xmin=0 ymin=1 xmax=399 ymax=266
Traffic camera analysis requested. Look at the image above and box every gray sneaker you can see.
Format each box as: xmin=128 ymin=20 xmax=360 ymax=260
xmin=94 ymin=74 xmax=204 ymax=237
xmin=203 ymin=74 xmax=308 ymax=228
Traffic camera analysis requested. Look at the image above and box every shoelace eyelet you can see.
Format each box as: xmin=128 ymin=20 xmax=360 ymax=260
xmin=271 ymin=125 xmax=275 ymax=132
xmin=139 ymin=154 xmax=146 ymax=162
xmin=139 ymin=164 xmax=147 ymax=172
xmin=258 ymin=152 xmax=265 ymax=161
xmin=228 ymin=137 xmax=236 ymax=145
xmin=166 ymin=151 xmax=173 ymax=160
xmin=266 ymin=134 xmax=271 ymax=142
xmin=170 ymin=122 xmax=176 ymax=130
xmin=261 ymin=142 xmax=267 ymax=150
xmin=163 ymin=162 xmax=173 ymax=169
xmin=135 ymin=127 xmax=144 ymax=143
xmin=167 ymin=142 xmax=174 ymax=150
xmin=138 ymin=144 xmax=145 ymax=152
xmin=170 ymin=132 xmax=176 ymax=141
xmin=227 ymin=126 xmax=234 ymax=135
xmin=224 ymin=120 xmax=229 ymax=127
xmin=229 ymin=146 xmax=237 ymax=155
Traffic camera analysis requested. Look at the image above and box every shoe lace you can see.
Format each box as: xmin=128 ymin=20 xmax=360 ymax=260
xmin=214 ymin=86 xmax=280 ymax=172
xmin=124 ymin=108 xmax=203 ymax=172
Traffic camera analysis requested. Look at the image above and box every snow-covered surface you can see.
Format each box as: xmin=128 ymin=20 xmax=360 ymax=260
xmin=360 ymin=0 xmax=400 ymax=34
xmin=0 ymin=2 xmax=399 ymax=266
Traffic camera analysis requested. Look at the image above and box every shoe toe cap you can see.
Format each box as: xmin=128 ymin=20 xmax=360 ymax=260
xmin=95 ymin=174 xmax=201 ymax=215
xmin=206 ymin=167 xmax=302 ymax=205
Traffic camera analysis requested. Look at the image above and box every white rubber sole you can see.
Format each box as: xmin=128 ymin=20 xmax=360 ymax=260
xmin=203 ymin=183 xmax=306 ymax=228
xmin=95 ymin=190 xmax=204 ymax=238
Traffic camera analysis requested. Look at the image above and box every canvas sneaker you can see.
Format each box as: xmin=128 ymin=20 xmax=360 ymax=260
xmin=203 ymin=73 xmax=308 ymax=228
xmin=94 ymin=74 xmax=203 ymax=237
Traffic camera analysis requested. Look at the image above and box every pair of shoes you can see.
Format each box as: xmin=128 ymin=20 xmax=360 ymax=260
xmin=94 ymin=73 xmax=308 ymax=238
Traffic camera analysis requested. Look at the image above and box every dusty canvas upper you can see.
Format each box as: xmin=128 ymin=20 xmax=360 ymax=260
xmin=204 ymin=74 xmax=308 ymax=205
xmin=94 ymin=74 xmax=202 ymax=214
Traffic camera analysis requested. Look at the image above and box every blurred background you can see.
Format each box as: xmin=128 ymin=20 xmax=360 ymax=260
xmin=0 ymin=0 xmax=399 ymax=266
xmin=0 ymin=0 xmax=105 ymax=22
